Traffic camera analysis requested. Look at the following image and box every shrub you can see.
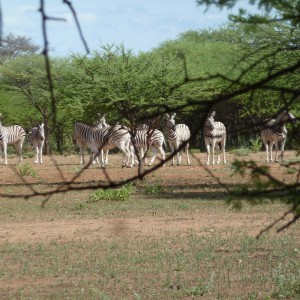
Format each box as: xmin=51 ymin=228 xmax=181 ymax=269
xmin=250 ymin=137 xmax=263 ymax=152
xmin=144 ymin=183 xmax=166 ymax=194
xmin=18 ymin=162 xmax=37 ymax=177
xmin=230 ymin=147 xmax=251 ymax=156
xmin=88 ymin=184 xmax=133 ymax=202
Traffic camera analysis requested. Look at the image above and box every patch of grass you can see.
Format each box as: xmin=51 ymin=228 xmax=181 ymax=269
xmin=230 ymin=147 xmax=251 ymax=156
xmin=18 ymin=162 xmax=37 ymax=177
xmin=271 ymin=262 xmax=300 ymax=299
xmin=189 ymin=148 xmax=200 ymax=154
xmin=1 ymin=233 xmax=299 ymax=299
xmin=144 ymin=183 xmax=166 ymax=194
xmin=286 ymin=167 xmax=297 ymax=174
xmin=88 ymin=184 xmax=134 ymax=202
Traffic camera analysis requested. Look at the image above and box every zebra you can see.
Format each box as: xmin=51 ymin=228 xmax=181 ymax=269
xmin=73 ymin=121 xmax=133 ymax=168
xmin=165 ymin=113 xmax=191 ymax=166
xmin=0 ymin=116 xmax=26 ymax=165
xmin=131 ymin=124 xmax=166 ymax=167
xmin=28 ymin=123 xmax=45 ymax=164
xmin=95 ymin=113 xmax=110 ymax=166
xmin=261 ymin=108 xmax=297 ymax=163
xmin=74 ymin=114 xmax=108 ymax=165
xmin=203 ymin=111 xmax=226 ymax=165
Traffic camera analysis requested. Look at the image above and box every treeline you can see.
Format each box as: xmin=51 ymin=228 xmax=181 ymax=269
xmin=0 ymin=22 xmax=299 ymax=154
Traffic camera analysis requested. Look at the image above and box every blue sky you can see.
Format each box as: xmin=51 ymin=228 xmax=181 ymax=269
xmin=2 ymin=1 xmax=258 ymax=56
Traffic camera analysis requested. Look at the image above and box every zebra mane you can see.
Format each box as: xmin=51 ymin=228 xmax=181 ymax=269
xmin=75 ymin=120 xmax=94 ymax=128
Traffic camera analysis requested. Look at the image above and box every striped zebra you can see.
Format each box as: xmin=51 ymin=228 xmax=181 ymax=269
xmin=95 ymin=113 xmax=110 ymax=166
xmin=261 ymin=109 xmax=297 ymax=162
xmin=165 ymin=113 xmax=191 ymax=166
xmin=131 ymin=124 xmax=166 ymax=167
xmin=28 ymin=123 xmax=45 ymax=164
xmin=0 ymin=117 xmax=26 ymax=165
xmin=203 ymin=111 xmax=226 ymax=165
xmin=73 ymin=121 xmax=133 ymax=168
xmin=74 ymin=114 xmax=107 ymax=165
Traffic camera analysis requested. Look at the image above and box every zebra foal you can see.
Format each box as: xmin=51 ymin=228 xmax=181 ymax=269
xmin=28 ymin=123 xmax=45 ymax=164
xmin=131 ymin=124 xmax=166 ymax=167
xmin=261 ymin=109 xmax=297 ymax=163
xmin=165 ymin=113 xmax=191 ymax=166
xmin=0 ymin=116 xmax=26 ymax=165
xmin=203 ymin=111 xmax=226 ymax=165
xmin=73 ymin=121 xmax=133 ymax=168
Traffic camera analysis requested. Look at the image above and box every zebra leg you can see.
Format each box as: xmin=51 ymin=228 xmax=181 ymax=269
xmin=216 ymin=144 xmax=221 ymax=164
xmin=149 ymin=147 xmax=157 ymax=166
xmin=222 ymin=140 xmax=226 ymax=164
xmin=280 ymin=138 xmax=286 ymax=162
xmin=79 ymin=145 xmax=85 ymax=165
xmin=119 ymin=143 xmax=133 ymax=168
xmin=140 ymin=147 xmax=145 ymax=164
xmin=92 ymin=149 xmax=98 ymax=165
xmin=104 ymin=150 xmax=109 ymax=165
xmin=274 ymin=141 xmax=279 ymax=162
xmin=186 ymin=143 xmax=191 ymax=165
xmin=39 ymin=144 xmax=43 ymax=164
xmin=34 ymin=145 xmax=39 ymax=163
xmin=206 ymin=143 xmax=210 ymax=165
xmin=15 ymin=141 xmax=23 ymax=165
xmin=262 ymin=138 xmax=269 ymax=162
xmin=157 ymin=146 xmax=165 ymax=167
xmin=3 ymin=142 xmax=7 ymax=165
xmin=169 ymin=145 xmax=175 ymax=166
xmin=0 ymin=144 xmax=2 ymax=162
xmin=212 ymin=141 xmax=216 ymax=165
xmin=270 ymin=141 xmax=275 ymax=162
xmin=178 ymin=149 xmax=182 ymax=165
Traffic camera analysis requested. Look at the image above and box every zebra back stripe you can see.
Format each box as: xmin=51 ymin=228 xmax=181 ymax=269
xmin=0 ymin=125 xmax=26 ymax=144
xmin=133 ymin=129 xmax=165 ymax=148
xmin=74 ymin=122 xmax=130 ymax=149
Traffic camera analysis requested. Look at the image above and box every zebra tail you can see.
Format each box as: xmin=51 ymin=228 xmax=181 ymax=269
xmin=163 ymin=139 xmax=167 ymax=150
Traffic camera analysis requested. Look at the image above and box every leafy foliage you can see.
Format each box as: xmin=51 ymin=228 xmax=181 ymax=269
xmin=18 ymin=162 xmax=37 ymax=177
xmin=88 ymin=184 xmax=134 ymax=202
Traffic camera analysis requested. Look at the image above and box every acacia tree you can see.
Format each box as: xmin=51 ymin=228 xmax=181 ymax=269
xmin=0 ymin=33 xmax=40 ymax=61
xmin=190 ymin=0 xmax=300 ymax=231
xmin=0 ymin=55 xmax=67 ymax=154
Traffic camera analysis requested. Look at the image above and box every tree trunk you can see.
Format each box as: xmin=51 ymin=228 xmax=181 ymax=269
xmin=43 ymin=118 xmax=50 ymax=155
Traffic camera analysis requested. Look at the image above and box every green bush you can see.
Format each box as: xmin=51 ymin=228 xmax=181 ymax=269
xmin=144 ymin=184 xmax=166 ymax=194
xmin=230 ymin=147 xmax=251 ymax=156
xmin=88 ymin=184 xmax=134 ymax=202
xmin=250 ymin=137 xmax=263 ymax=152
xmin=18 ymin=162 xmax=37 ymax=177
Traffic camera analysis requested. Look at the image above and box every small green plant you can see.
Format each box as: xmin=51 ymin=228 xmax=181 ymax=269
xmin=230 ymin=147 xmax=251 ymax=156
xmin=286 ymin=167 xmax=297 ymax=174
xmin=18 ymin=162 xmax=37 ymax=177
xmin=144 ymin=183 xmax=166 ymax=194
xmin=250 ymin=137 xmax=263 ymax=152
xmin=88 ymin=184 xmax=133 ymax=202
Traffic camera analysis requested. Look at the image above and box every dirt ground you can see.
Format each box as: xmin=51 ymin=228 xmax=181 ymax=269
xmin=0 ymin=151 xmax=298 ymax=245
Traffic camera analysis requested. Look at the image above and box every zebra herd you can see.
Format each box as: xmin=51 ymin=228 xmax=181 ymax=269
xmin=0 ymin=109 xmax=297 ymax=166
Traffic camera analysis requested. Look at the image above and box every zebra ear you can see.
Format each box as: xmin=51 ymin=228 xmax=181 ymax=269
xmin=171 ymin=113 xmax=176 ymax=119
xmin=40 ymin=123 xmax=44 ymax=128
xmin=211 ymin=111 xmax=216 ymax=117
xmin=165 ymin=113 xmax=170 ymax=120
